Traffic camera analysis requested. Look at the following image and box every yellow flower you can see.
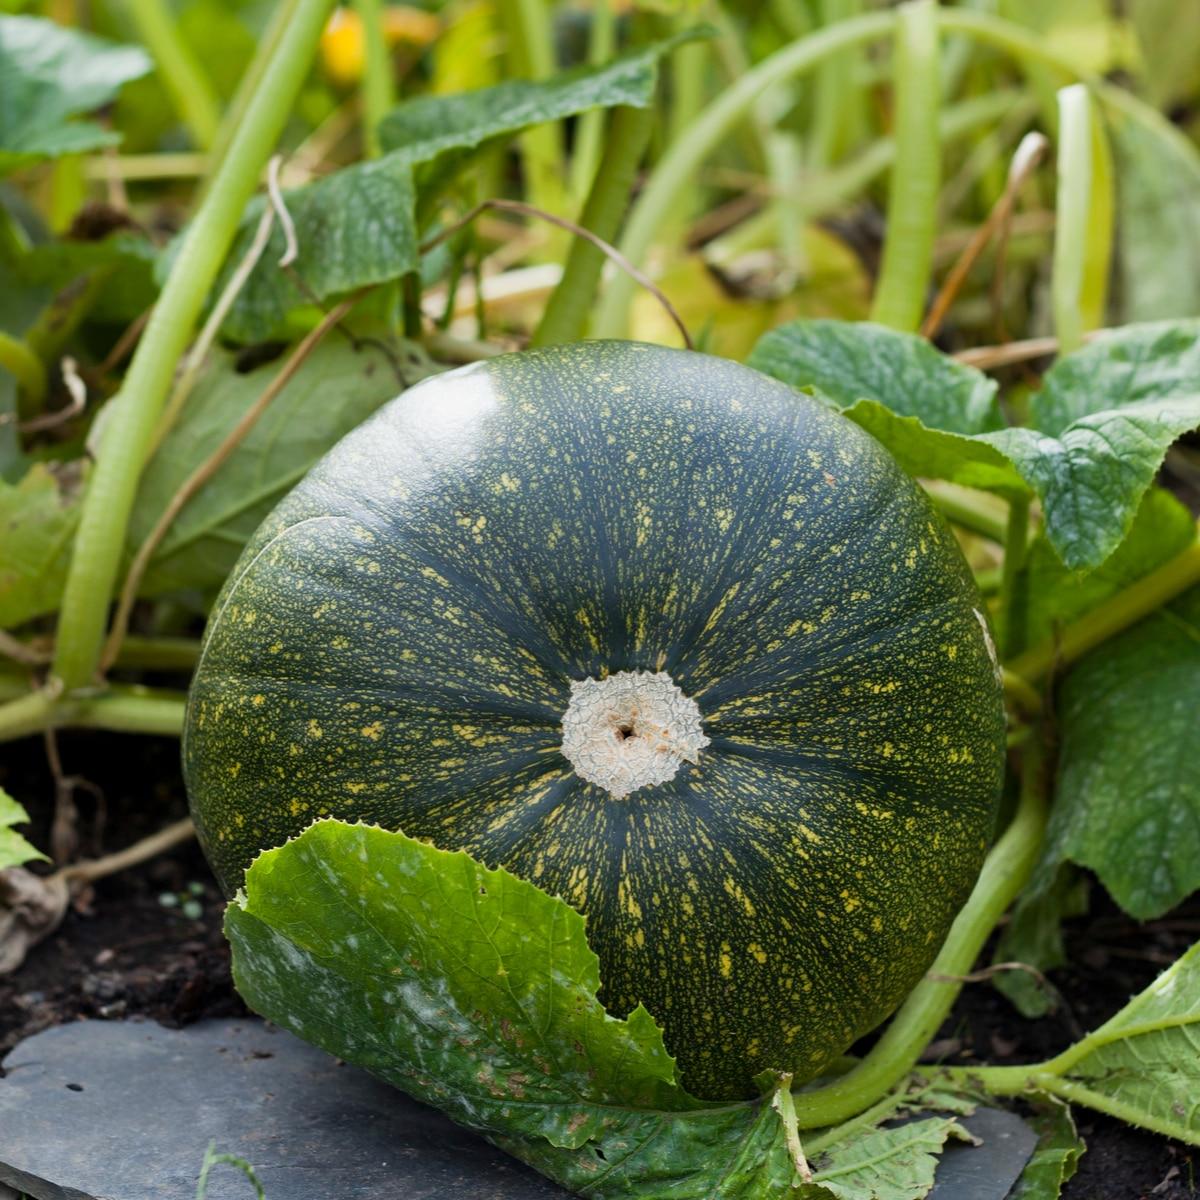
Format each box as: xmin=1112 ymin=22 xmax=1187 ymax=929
xmin=320 ymin=6 xmax=440 ymax=86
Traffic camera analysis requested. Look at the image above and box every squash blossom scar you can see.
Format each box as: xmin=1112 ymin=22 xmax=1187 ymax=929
xmin=560 ymin=670 xmax=709 ymax=798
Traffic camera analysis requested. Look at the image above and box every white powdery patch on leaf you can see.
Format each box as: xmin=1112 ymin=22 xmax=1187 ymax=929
xmin=560 ymin=670 xmax=709 ymax=799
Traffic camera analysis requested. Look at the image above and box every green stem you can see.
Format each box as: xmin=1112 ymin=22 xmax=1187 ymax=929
xmin=0 ymin=204 xmax=32 ymax=257
xmin=115 ymin=635 xmax=202 ymax=672
xmin=47 ymin=155 xmax=85 ymax=233
xmin=1051 ymin=85 xmax=1091 ymax=358
xmin=1018 ymin=1075 xmax=1200 ymax=1143
xmin=201 ymin=0 xmax=294 ymax=197
xmin=0 ymin=331 xmax=46 ymax=406
xmin=497 ymin=0 xmax=564 ymax=222
xmin=0 ymin=688 xmax=59 ymax=741
xmin=70 ymin=684 xmax=187 ymax=736
xmin=936 ymin=8 xmax=1185 ymax=166
xmin=592 ymin=9 xmax=897 ymax=338
xmin=1008 ymin=537 xmax=1200 ymax=683
xmin=596 ymin=5 xmax=1178 ymax=340
xmin=2 ymin=635 xmax=201 ymax=675
xmin=532 ymin=105 xmax=655 ymax=347
xmin=808 ymin=0 xmax=864 ymax=169
xmin=706 ymin=4 xmax=801 ymax=273
xmin=83 ymin=152 xmax=209 ymax=180
xmin=924 ymin=482 xmax=1008 ymax=544
xmin=710 ymin=90 xmax=1022 ymax=263
xmin=127 ymin=0 xmax=222 ymax=150
xmin=0 ymin=682 xmax=187 ymax=741
xmin=870 ymin=0 xmax=941 ymax=332
xmin=789 ymin=738 xmax=1050 ymax=1129
xmin=804 ymin=1090 xmax=909 ymax=1158
xmin=568 ymin=0 xmax=616 ymax=208
xmin=48 ymin=0 xmax=335 ymax=695
xmin=352 ymin=0 xmax=395 ymax=158
xmin=924 ymin=938 xmax=1200 ymax=1138
xmin=921 ymin=1064 xmax=1196 ymax=1144
xmin=999 ymin=494 xmax=1030 ymax=658
xmin=1002 ymin=668 xmax=1043 ymax=717
xmin=665 ymin=26 xmax=708 ymax=204
xmin=768 ymin=0 xmax=809 ymax=42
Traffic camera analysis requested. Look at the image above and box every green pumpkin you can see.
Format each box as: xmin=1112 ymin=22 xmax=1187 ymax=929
xmin=184 ymin=340 xmax=1005 ymax=1100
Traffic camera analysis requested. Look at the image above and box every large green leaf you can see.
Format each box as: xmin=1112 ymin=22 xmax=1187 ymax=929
xmin=203 ymin=156 xmax=420 ymax=345
xmin=0 ymin=16 xmax=150 ymax=174
xmin=227 ymin=820 xmax=983 ymax=1199
xmin=1018 ymin=487 xmax=1195 ymax=651
xmin=128 ymin=336 xmax=435 ymax=599
xmin=1037 ymin=941 xmax=1200 ymax=1143
xmin=998 ymin=491 xmax=1196 ymax=1012
xmin=214 ymin=34 xmax=702 ymax=343
xmin=748 ymin=321 xmax=1200 ymax=570
xmin=819 ymin=396 xmax=1199 ymax=572
xmin=989 ymin=401 xmax=1200 ymax=570
xmin=1032 ymin=320 xmax=1200 ymax=436
xmin=1029 ymin=585 xmax=1200 ymax=919
xmin=0 ymin=788 xmax=47 ymax=871
xmin=838 ymin=400 xmax=1025 ymax=493
xmin=379 ymin=29 xmax=705 ymax=173
xmin=0 ymin=462 xmax=80 ymax=631
xmin=226 ymin=821 xmax=781 ymax=1199
xmin=746 ymin=321 xmax=1002 ymax=436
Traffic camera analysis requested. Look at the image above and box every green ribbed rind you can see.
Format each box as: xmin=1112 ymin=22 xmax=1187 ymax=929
xmin=184 ymin=341 xmax=1005 ymax=1100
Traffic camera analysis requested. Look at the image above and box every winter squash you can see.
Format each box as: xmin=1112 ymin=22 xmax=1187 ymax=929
xmin=184 ymin=340 xmax=1005 ymax=1099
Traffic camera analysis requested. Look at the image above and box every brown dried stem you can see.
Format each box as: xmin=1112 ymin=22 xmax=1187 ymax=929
xmin=922 ymin=132 xmax=1049 ymax=340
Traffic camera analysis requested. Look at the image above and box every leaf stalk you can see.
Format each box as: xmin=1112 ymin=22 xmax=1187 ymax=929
xmin=788 ymin=737 xmax=1049 ymax=1129
xmin=870 ymin=0 xmax=941 ymax=332
xmin=46 ymin=0 xmax=336 ymax=695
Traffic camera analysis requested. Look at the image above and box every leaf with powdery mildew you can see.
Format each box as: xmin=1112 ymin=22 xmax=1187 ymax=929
xmin=227 ymin=820 xmax=986 ymax=1198
xmin=1032 ymin=320 xmax=1200 ymax=436
xmin=226 ymin=820 xmax=800 ymax=1199
xmin=747 ymin=321 xmax=1002 ymax=436
xmin=1035 ymin=941 xmax=1200 ymax=1144
xmin=211 ymin=33 xmax=706 ymax=342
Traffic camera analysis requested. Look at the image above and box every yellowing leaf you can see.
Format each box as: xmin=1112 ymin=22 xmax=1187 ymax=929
xmin=0 ymin=463 xmax=81 ymax=631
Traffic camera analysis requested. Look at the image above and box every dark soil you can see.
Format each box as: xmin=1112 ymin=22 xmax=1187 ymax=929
xmin=0 ymin=734 xmax=247 ymax=1061
xmin=1 ymin=732 xmax=1196 ymax=1200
